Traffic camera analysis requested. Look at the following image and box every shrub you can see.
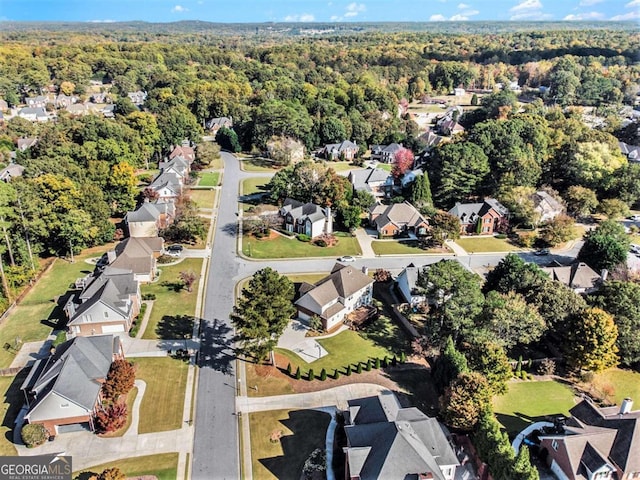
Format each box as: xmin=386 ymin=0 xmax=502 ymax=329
xmin=21 ymin=423 xmax=49 ymax=448
xmin=314 ymin=238 xmax=327 ymax=247
xmin=537 ymin=358 xmax=556 ymax=376
xmin=334 ymin=369 xmax=340 ymax=379
xmin=356 ymin=363 xmax=362 ymax=374
xmin=365 ymin=359 xmax=372 ymax=371
xmin=95 ymin=402 xmax=128 ymax=434
xmin=345 ymin=365 xmax=352 ymax=376
xmin=102 ymin=360 xmax=136 ymax=401
xmin=400 ymin=352 xmax=407 ymax=363
xmin=296 ymin=234 xmax=311 ymax=242
xmin=320 ymin=368 xmax=327 ymax=381
xmin=517 ymin=231 xmax=537 ymax=248
xmin=295 ymin=367 xmax=301 ymax=380
xmin=515 ymin=356 xmax=522 ymax=376
xmin=286 ymin=363 xmax=292 ymax=376
xmin=382 ymin=357 xmax=390 ymax=368
xmin=302 ymin=448 xmax=327 ymax=478
xmin=374 ymin=358 xmax=381 ymax=369
xmin=98 ymin=467 xmax=125 ymax=480
xmin=392 ymin=356 xmax=398 ymax=367
xmin=142 ymin=293 xmax=156 ymax=301
xmin=495 ymin=233 xmax=507 ymax=239
xmin=308 ymin=369 xmax=315 ymax=381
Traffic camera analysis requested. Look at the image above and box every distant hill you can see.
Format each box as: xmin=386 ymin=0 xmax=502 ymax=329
xmin=0 ymin=20 xmax=636 ymax=37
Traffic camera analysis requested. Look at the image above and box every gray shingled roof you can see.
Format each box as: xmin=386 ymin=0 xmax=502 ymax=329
xmin=22 ymin=335 xmax=114 ymax=415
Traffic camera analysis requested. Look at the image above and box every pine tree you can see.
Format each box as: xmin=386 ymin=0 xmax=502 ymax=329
xmin=320 ymin=368 xmax=327 ymax=381
xmin=295 ymin=366 xmax=301 ymax=380
xmin=410 ymin=173 xmax=433 ymax=208
xmin=345 ymin=365 xmax=352 ymax=376
xmin=515 ymin=356 xmax=522 ymax=376
xmin=512 ymin=446 xmax=540 ymax=480
xmin=356 ymin=362 xmax=363 ymax=374
xmin=334 ymin=369 xmax=340 ymax=379
xmin=308 ymin=369 xmax=315 ymax=381
xmin=374 ymin=357 xmax=381 ymax=369
xmin=365 ymin=359 xmax=372 ymax=371
xmin=286 ymin=363 xmax=292 ymax=376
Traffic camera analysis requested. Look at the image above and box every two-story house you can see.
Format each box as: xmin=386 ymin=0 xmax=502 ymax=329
xmin=279 ymin=198 xmax=333 ymax=239
xmin=348 ymin=168 xmax=393 ymax=200
xmin=448 ymin=198 xmax=509 ymax=235
xmin=295 ymin=263 xmax=373 ymax=331
xmin=319 ymin=140 xmax=358 ymax=161
xmin=370 ymin=143 xmax=403 ymax=164
xmin=124 ymin=200 xmax=175 ymax=238
xmin=369 ymin=201 xmax=429 ymax=237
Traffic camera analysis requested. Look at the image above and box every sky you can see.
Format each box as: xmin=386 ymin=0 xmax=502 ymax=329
xmin=0 ymin=0 xmax=638 ymax=23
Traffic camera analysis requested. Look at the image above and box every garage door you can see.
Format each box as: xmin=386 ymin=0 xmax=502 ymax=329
xmin=102 ymin=324 xmax=125 ymax=333
xmin=56 ymin=422 xmax=91 ymax=434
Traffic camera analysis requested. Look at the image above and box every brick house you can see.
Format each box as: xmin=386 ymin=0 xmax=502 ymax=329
xmin=448 ymin=198 xmax=509 ymax=235
xmin=369 ymin=201 xmax=429 ymax=237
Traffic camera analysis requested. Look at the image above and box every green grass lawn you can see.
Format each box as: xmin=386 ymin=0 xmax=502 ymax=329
xmin=323 ymin=161 xmax=357 ymax=172
xmin=493 ymin=380 xmax=576 ymax=435
xmin=275 ymin=329 xmax=397 ymax=376
xmin=371 ymin=240 xmax=449 ymax=255
xmin=250 ymin=409 xmax=331 ymax=480
xmin=0 ymin=372 xmax=28 ymax=456
xmin=241 ymin=177 xmax=272 ymax=196
xmin=140 ymin=258 xmax=202 ymax=340
xmin=241 ymin=157 xmax=281 ymax=172
xmin=376 ymin=163 xmax=392 ymax=172
xmin=242 ymin=233 xmax=361 ymax=259
xmin=455 ymin=236 xmax=521 ymax=253
xmin=588 ymin=368 xmax=640 ymax=406
xmin=189 ymin=188 xmax=216 ymax=209
xmin=74 ymin=453 xmax=178 ymax=480
xmin=0 ymin=244 xmax=115 ymax=369
xmin=197 ymin=172 xmax=220 ymax=187
xmin=134 ymin=358 xmax=188 ymax=434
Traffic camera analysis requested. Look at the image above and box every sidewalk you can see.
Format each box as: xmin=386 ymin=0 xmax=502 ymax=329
xmin=354 ymin=228 xmax=376 ymax=258
xmin=445 ymin=239 xmax=468 ymax=256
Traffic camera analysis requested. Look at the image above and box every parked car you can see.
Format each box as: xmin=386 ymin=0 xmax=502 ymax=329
xmin=166 ymin=244 xmax=183 ymax=257
xmin=630 ymin=244 xmax=640 ymax=254
xmin=338 ymin=255 xmax=356 ymax=262
xmin=534 ymin=248 xmax=550 ymax=256
xmin=628 ymin=214 xmax=640 ymax=222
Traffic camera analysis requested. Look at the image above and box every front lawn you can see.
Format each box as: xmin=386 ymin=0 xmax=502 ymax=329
xmin=240 ymin=177 xmax=274 ymax=213
xmin=197 ymin=172 xmax=220 ymax=187
xmin=275 ymin=329 xmax=399 ymax=376
xmin=242 ymin=233 xmax=361 ymax=259
xmin=0 ymin=244 xmax=115 ymax=368
xmin=140 ymin=258 xmax=202 ymax=340
xmin=134 ymin=357 xmax=189 ymax=434
xmin=241 ymin=157 xmax=281 ymax=172
xmin=371 ymin=240 xmax=450 ymax=255
xmin=74 ymin=453 xmax=178 ymax=480
xmin=189 ymin=188 xmax=216 ymax=209
xmin=455 ymin=236 xmax=521 ymax=253
xmin=250 ymin=409 xmax=331 ymax=480
xmin=493 ymin=380 xmax=576 ymax=435
xmin=323 ymin=161 xmax=357 ymax=172
xmin=584 ymin=368 xmax=640 ymax=406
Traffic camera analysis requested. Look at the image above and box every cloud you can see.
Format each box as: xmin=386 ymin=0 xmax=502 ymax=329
xmin=171 ymin=5 xmax=188 ymax=13
xmin=564 ymin=11 xmax=605 ymax=20
xmin=510 ymin=0 xmax=542 ymax=12
xmin=88 ymin=19 xmax=115 ymax=23
xmin=457 ymin=2 xmax=470 ymax=8
xmin=510 ymin=11 xmax=553 ymax=19
xmin=344 ymin=2 xmax=366 ymax=17
xmin=509 ymin=0 xmax=551 ymax=20
xmin=611 ymin=10 xmax=640 ymax=19
xmin=283 ymin=13 xmax=315 ymax=22
xmin=625 ymin=0 xmax=640 ymax=6
xmin=579 ymin=0 xmax=603 ymax=5
xmin=429 ymin=14 xmax=447 ymax=21
xmin=450 ymin=9 xmax=480 ymax=20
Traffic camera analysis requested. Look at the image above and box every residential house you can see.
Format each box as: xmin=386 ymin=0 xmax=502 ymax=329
xmin=541 ymin=261 xmax=605 ymax=294
xmin=124 ymin=201 xmax=175 ymax=238
xmin=348 ymin=168 xmax=392 ymax=200
xmin=619 ymin=141 xmax=640 ymax=162
xmin=417 ymin=130 xmax=448 ymax=151
xmin=158 ymin=155 xmax=191 ymax=181
xmin=205 ymin=116 xmax=233 ymax=134
xmin=396 ymin=263 xmax=426 ymax=306
xmin=55 ymin=94 xmax=78 ymax=109
xmin=369 ymin=201 xmax=429 ymax=237
xmin=439 ymin=120 xmax=465 ymax=136
xmin=344 ymin=391 xmax=459 ymax=480
xmin=539 ymin=398 xmax=640 ymax=480
xmin=295 ymin=263 xmax=373 ymax=331
xmin=104 ymin=237 xmax=163 ymax=283
xmin=127 ymin=90 xmax=147 ymax=105
xmin=453 ymin=87 xmax=466 ymax=96
xmin=17 ymin=137 xmax=38 ymax=151
xmin=266 ymin=137 xmax=305 ymax=164
xmin=148 ymin=171 xmax=183 ymax=201
xmin=101 ymin=104 xmax=115 ymax=118
xmin=436 ymin=106 xmax=465 ymax=136
xmin=401 ymin=168 xmax=424 ymax=188
xmin=279 ymin=198 xmax=332 ymax=239
xmin=25 ymin=95 xmax=49 ymax=108
xmin=90 ymin=92 xmax=110 ymax=104
xmin=169 ymin=145 xmax=195 ymax=163
xmin=0 ymin=163 xmax=25 ymax=182
xmin=448 ymin=198 xmax=509 ymax=235
xmin=20 ymin=335 xmax=123 ymax=435
xmin=370 ymin=143 xmax=403 ymax=164
xmin=64 ymin=266 xmax=141 ymax=336
xmin=319 ymin=140 xmax=358 ymax=161
xmin=66 ymin=103 xmax=88 ymax=116
xmin=533 ymin=190 xmax=565 ymax=223
xmin=17 ymin=107 xmax=49 ymax=122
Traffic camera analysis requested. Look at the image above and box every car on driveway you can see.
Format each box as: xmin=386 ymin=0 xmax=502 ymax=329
xmin=631 ymin=244 xmax=640 ymax=255
xmin=338 ymin=255 xmax=356 ymax=262
xmin=628 ymin=214 xmax=640 ymax=222
xmin=166 ymin=244 xmax=183 ymax=257
xmin=534 ymin=248 xmax=550 ymax=256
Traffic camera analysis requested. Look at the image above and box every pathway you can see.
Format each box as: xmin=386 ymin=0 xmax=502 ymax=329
xmin=354 ymin=228 xmax=376 ymax=258
xmin=134 ymin=300 xmax=154 ymax=339
xmin=445 ymin=239 xmax=468 ymax=256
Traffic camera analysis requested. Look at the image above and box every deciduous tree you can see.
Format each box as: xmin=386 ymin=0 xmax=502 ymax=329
xmin=441 ymin=371 xmax=491 ymax=430
xmin=566 ymin=307 xmax=618 ymax=372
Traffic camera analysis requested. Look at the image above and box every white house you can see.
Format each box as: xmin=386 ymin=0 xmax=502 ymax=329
xmin=396 ymin=263 xmax=426 ymax=306
xmin=295 ymin=263 xmax=374 ymax=331
xmin=279 ymin=198 xmax=332 ymax=239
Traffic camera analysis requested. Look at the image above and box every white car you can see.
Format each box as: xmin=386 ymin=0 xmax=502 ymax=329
xmin=338 ymin=255 xmax=356 ymax=262
xmin=628 ymin=214 xmax=640 ymax=222
xmin=631 ymin=244 xmax=640 ymax=255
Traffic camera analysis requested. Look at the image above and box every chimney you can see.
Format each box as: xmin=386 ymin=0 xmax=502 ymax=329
xmin=600 ymin=269 xmax=608 ymax=282
xmin=362 ymin=266 xmax=368 ymax=275
xmin=620 ymin=398 xmax=633 ymax=415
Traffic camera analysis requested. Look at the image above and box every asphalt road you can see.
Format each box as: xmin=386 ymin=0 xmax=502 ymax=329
xmin=190 ymin=152 xmax=587 ymax=479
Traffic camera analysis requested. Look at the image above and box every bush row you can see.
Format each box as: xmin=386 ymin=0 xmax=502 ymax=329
xmin=285 ymin=352 xmax=406 ymax=381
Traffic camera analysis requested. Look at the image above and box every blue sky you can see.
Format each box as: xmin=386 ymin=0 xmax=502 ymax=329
xmin=0 ymin=0 xmax=638 ymax=23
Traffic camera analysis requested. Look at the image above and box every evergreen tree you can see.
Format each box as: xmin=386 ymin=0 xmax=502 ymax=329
xmin=432 ymin=336 xmax=469 ymax=393
xmin=410 ymin=173 xmax=433 ymax=209
xmin=295 ymin=366 xmax=301 ymax=380
xmin=308 ymin=368 xmax=315 ymax=381
xmin=320 ymin=368 xmax=327 ymax=381
xmin=512 ymin=446 xmax=540 ymax=480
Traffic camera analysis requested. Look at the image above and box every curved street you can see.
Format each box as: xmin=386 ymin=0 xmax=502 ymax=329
xmin=190 ymin=152 xmax=586 ymax=479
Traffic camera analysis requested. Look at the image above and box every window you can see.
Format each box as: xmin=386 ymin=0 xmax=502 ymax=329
xmin=551 ymin=439 xmax=559 ymax=451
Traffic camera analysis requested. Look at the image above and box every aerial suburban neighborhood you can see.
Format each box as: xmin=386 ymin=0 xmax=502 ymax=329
xmin=0 ymin=4 xmax=639 ymax=480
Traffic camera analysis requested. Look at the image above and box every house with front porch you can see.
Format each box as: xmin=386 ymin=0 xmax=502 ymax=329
xmin=319 ymin=140 xmax=358 ymax=161
xmin=20 ymin=335 xmax=123 ymax=435
xmin=369 ymin=201 xmax=429 ymax=237
xmin=279 ymin=198 xmax=332 ymax=239
xmin=448 ymin=198 xmax=509 ymax=235
xmin=295 ymin=263 xmax=373 ymax=331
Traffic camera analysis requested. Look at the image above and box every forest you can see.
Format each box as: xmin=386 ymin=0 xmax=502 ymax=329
xmin=0 ymin=24 xmax=638 ymax=312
